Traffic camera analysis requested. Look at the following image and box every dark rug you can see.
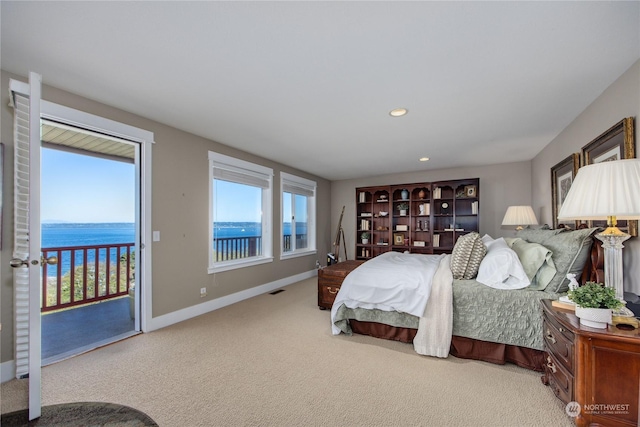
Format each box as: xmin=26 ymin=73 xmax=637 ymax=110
xmin=1 ymin=402 xmax=158 ymax=426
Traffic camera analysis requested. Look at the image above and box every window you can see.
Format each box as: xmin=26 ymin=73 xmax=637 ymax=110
xmin=281 ymin=172 xmax=316 ymax=258
xmin=209 ymin=151 xmax=273 ymax=273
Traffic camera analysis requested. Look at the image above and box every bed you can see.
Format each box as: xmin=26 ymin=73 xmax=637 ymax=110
xmin=331 ymin=227 xmax=604 ymax=371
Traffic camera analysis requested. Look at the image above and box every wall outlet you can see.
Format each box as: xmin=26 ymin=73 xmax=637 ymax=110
xmin=200 ymin=287 xmax=207 ymax=297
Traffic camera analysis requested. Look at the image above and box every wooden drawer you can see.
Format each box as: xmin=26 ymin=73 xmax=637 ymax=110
xmin=543 ymin=316 xmax=574 ymax=373
xmin=545 ymin=352 xmax=574 ymax=405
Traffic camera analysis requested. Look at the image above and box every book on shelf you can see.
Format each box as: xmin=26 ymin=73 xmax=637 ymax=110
xmin=433 ymin=234 xmax=440 ymax=247
xmin=471 ymin=201 xmax=478 ymax=214
xmin=433 ymin=187 xmax=441 ymax=199
xmin=359 ymin=192 xmax=367 ymax=203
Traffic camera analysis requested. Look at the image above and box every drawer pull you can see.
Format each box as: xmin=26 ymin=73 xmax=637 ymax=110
xmin=546 ymin=356 xmax=557 ymax=374
xmin=328 ymin=288 xmax=338 ymax=294
xmin=545 ymin=329 xmax=557 ymax=344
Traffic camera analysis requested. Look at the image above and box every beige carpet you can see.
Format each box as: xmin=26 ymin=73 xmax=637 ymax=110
xmin=1 ymin=277 xmax=573 ymax=426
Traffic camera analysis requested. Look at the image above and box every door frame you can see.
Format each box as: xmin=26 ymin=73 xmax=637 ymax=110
xmin=40 ymin=101 xmax=154 ymax=332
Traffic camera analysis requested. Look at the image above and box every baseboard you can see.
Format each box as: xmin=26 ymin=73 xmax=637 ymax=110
xmin=1 ymin=359 xmax=16 ymax=383
xmin=147 ymin=269 xmax=317 ymax=332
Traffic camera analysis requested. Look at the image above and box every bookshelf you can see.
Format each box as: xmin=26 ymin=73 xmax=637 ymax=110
xmin=356 ymin=178 xmax=479 ymax=260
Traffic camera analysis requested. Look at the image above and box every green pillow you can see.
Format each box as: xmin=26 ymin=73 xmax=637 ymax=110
xmin=516 ymin=226 xmax=566 ymax=245
xmin=519 ymin=228 xmax=599 ymax=293
xmin=505 ymin=238 xmax=556 ymax=291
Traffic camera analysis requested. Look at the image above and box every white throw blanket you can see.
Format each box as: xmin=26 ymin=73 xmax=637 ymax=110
xmin=330 ymin=252 xmax=453 ymax=358
xmin=413 ymin=254 xmax=453 ymax=358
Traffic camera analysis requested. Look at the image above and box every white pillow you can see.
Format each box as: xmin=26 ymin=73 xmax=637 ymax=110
xmin=476 ymin=237 xmax=530 ymax=290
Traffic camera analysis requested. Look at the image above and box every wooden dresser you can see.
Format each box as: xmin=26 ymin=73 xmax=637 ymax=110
xmin=317 ymin=260 xmax=363 ymax=310
xmin=541 ymin=299 xmax=640 ymax=427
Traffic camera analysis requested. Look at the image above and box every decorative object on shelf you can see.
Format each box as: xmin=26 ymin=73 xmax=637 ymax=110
xmin=558 ymin=159 xmax=640 ymax=317
xmin=418 ymin=189 xmax=426 ymax=199
xmin=393 ymin=233 xmax=404 ymax=245
xmin=395 ymin=224 xmax=408 ymax=231
xmin=397 ymin=202 xmax=409 ymax=216
xmin=580 ymin=117 xmax=636 ymax=236
xmin=551 ymin=153 xmax=580 ymax=229
xmin=360 ymin=232 xmax=370 ymax=244
xmin=401 ymin=189 xmax=409 ymax=200
xmin=501 ymin=205 xmax=538 ymax=231
xmin=440 ymin=202 xmax=450 ymax=214
xmin=417 ymin=220 xmax=422 ymax=231
xmin=464 ymin=185 xmax=476 ymax=197
xmin=568 ymin=282 xmax=623 ymax=328
xmin=379 ymin=211 xmax=388 ymax=217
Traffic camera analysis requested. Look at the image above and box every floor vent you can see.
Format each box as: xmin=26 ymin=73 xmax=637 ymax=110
xmin=269 ymin=289 xmax=285 ymax=295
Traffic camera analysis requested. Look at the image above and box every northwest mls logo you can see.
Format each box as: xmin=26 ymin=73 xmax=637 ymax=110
xmin=565 ymin=401 xmax=581 ymax=418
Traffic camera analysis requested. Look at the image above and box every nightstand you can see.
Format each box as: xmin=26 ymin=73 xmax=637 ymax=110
xmin=541 ymin=299 xmax=640 ymax=427
xmin=317 ymin=260 xmax=364 ymax=310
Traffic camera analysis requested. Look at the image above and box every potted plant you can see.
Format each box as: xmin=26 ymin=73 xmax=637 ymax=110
xmin=361 ymin=231 xmax=370 ymax=244
xmin=397 ymin=202 xmax=409 ymax=216
xmin=567 ymin=282 xmax=623 ymax=329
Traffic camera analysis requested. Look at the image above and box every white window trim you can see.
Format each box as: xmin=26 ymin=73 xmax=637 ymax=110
xmin=280 ymin=172 xmax=317 ymax=260
xmin=209 ymin=151 xmax=273 ymax=273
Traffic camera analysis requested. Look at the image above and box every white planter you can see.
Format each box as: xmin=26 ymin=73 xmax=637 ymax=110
xmin=362 ymin=239 xmax=369 ymax=244
xmin=399 ymin=210 xmax=407 ymax=216
xmin=575 ymin=306 xmax=612 ymax=329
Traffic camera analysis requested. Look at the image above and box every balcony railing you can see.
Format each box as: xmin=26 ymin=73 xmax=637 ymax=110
xmin=212 ymin=234 xmax=307 ymax=262
xmin=41 ymin=243 xmax=134 ymax=313
xmin=42 ymin=234 xmax=308 ymax=312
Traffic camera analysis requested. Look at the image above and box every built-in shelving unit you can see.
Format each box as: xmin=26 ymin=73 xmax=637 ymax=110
xmin=356 ymin=178 xmax=479 ymax=260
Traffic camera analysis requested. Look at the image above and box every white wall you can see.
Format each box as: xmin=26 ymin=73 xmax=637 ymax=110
xmin=331 ymin=161 xmax=532 ymax=261
xmin=532 ymin=59 xmax=640 ymax=294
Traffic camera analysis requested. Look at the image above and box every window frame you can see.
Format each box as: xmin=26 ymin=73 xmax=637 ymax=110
xmin=280 ymin=172 xmax=317 ymax=260
xmin=209 ymin=151 xmax=273 ymax=273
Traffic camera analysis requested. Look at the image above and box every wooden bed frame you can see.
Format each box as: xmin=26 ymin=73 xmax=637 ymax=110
xmin=348 ymin=240 xmax=604 ymax=371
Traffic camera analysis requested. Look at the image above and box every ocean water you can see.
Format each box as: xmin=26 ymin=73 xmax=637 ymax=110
xmin=42 ymin=222 xmax=306 ymax=276
xmin=42 ymin=223 xmax=135 ymax=277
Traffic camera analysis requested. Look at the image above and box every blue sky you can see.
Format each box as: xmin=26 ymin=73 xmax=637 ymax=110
xmin=214 ymin=180 xmax=262 ymax=222
xmin=41 ymin=148 xmax=135 ymax=223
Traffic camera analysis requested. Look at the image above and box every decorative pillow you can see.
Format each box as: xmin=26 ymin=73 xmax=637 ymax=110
xmin=516 ymin=226 xmax=566 ymax=245
xmin=505 ymin=237 xmax=557 ymax=291
xmin=537 ymin=228 xmax=599 ymax=293
xmin=450 ymin=232 xmax=486 ymax=280
xmin=476 ymin=237 xmax=530 ymax=290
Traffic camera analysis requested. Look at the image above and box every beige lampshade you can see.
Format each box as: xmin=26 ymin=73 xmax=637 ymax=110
xmin=502 ymin=205 xmax=538 ymax=227
xmin=557 ymin=159 xmax=640 ymax=221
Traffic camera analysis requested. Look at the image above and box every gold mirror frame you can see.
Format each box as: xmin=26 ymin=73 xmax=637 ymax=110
xmin=580 ymin=117 xmax=636 ymax=236
xmin=551 ymin=153 xmax=580 ymax=230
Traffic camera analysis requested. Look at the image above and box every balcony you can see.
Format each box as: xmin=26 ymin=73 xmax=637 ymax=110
xmin=40 ymin=242 xmax=136 ymax=363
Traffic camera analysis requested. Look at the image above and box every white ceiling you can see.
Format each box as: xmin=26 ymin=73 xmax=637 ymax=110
xmin=2 ymin=1 xmax=639 ymax=181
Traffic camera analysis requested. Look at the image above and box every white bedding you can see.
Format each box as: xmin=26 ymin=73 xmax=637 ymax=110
xmin=330 ymin=251 xmax=445 ymax=335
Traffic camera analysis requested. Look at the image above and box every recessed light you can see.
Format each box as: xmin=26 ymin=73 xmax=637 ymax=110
xmin=389 ymin=108 xmax=408 ymax=117
xmin=419 ymin=157 xmax=430 ymax=162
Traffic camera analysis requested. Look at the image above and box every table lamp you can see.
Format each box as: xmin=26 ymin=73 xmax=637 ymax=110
xmin=558 ymin=159 xmax=640 ymax=317
xmin=502 ymin=205 xmax=538 ymax=231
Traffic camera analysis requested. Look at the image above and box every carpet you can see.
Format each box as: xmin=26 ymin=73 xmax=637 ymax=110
xmin=0 ymin=402 xmax=158 ymax=427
